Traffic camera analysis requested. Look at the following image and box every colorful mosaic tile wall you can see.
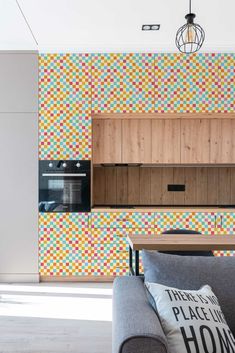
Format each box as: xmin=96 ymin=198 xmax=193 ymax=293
xmin=39 ymin=53 xmax=235 ymax=276
xmin=155 ymin=212 xmax=235 ymax=257
xmin=39 ymin=213 xmax=129 ymax=276
xmin=39 ymin=211 xmax=235 ymax=276
xmin=91 ymin=53 xmax=155 ymax=113
xmin=39 ymin=54 xmax=92 ymax=160
xmin=154 ymin=53 xmax=235 ymax=113
xmin=39 ymin=213 xmax=91 ymax=276
xmin=39 ymin=53 xmax=235 ymax=159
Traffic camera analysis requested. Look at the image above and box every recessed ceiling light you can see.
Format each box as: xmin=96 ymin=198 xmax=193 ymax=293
xmin=151 ymin=25 xmax=160 ymax=30
xmin=142 ymin=24 xmax=160 ymax=31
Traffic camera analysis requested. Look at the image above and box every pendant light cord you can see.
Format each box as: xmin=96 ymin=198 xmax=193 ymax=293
xmin=15 ymin=0 xmax=38 ymax=46
xmin=189 ymin=0 xmax=192 ymax=13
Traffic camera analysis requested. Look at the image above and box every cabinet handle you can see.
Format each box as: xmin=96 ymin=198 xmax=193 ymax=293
xmin=88 ymin=214 xmax=91 ymax=228
xmin=114 ymin=234 xmax=125 ymax=238
xmin=42 ymin=173 xmax=86 ymax=177
xmin=116 ymin=218 xmax=129 ymax=222
xmin=220 ymin=215 xmax=223 ymax=229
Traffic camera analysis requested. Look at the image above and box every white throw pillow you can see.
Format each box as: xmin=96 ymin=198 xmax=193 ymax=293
xmin=146 ymin=282 xmax=235 ymax=353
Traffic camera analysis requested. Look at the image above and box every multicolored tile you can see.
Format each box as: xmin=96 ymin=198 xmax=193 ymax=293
xmin=39 ymin=213 xmax=92 ymax=276
xmin=217 ymin=54 xmax=235 ymax=112
xmin=39 ymin=54 xmax=92 ymax=159
xmin=216 ymin=213 xmax=235 ymax=234
xmin=91 ymin=212 xmax=155 ymax=229
xmin=39 ymin=211 xmax=235 ymax=276
xmin=155 ymin=212 xmax=235 ymax=257
xmin=38 ymin=53 xmax=235 ymax=277
xmin=39 ymin=53 xmax=235 ymax=159
xmin=155 ymin=212 xmax=217 ymax=234
xmin=155 ymin=53 xmax=235 ymax=113
xmin=91 ymin=53 xmax=155 ymax=113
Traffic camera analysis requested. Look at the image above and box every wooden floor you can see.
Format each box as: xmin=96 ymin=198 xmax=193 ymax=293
xmin=0 ymin=282 xmax=112 ymax=353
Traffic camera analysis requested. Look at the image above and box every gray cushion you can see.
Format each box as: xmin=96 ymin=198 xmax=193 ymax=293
xmin=113 ymin=277 xmax=168 ymax=353
xmin=120 ymin=337 xmax=167 ymax=353
xmin=142 ymin=250 xmax=235 ymax=335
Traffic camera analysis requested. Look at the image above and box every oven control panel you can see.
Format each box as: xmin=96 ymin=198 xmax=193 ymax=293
xmin=40 ymin=160 xmax=90 ymax=173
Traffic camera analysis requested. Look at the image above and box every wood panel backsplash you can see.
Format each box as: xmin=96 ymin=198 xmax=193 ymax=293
xmin=93 ymin=166 xmax=235 ymax=206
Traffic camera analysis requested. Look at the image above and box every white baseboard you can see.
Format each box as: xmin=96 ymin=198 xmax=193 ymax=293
xmin=0 ymin=273 xmax=39 ymax=283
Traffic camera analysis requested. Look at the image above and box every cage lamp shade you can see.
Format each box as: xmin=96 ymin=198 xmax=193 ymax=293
xmin=175 ymin=10 xmax=205 ymax=53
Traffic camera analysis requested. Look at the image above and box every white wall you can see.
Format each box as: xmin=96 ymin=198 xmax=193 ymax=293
xmin=0 ymin=51 xmax=38 ymax=282
xmin=1 ymin=0 xmax=235 ymax=52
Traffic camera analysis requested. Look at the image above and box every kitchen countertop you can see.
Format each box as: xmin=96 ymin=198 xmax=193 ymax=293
xmin=91 ymin=207 xmax=235 ymax=213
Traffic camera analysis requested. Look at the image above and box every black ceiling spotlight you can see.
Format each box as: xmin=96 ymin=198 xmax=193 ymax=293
xmin=175 ymin=0 xmax=205 ymax=54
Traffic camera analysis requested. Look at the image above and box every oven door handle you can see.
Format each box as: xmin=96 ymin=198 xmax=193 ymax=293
xmin=42 ymin=173 xmax=87 ymax=177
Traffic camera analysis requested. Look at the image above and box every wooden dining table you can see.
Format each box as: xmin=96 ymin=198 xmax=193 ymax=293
xmin=127 ymin=234 xmax=235 ymax=276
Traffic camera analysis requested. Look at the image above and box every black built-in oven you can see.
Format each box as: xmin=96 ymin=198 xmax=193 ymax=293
xmin=39 ymin=160 xmax=91 ymax=212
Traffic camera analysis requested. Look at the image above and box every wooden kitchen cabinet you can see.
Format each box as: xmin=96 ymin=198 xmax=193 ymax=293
xmin=210 ymin=119 xmax=235 ymax=163
xmin=93 ymin=115 xmax=235 ymax=165
xmin=152 ymin=119 xmax=181 ymax=163
xmin=181 ymin=119 xmax=210 ymax=164
xmin=92 ymin=119 xmax=122 ymax=163
xmin=122 ymin=119 xmax=152 ymax=163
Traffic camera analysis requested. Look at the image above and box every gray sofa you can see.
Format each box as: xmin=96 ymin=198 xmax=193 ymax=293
xmin=112 ymin=252 xmax=235 ymax=353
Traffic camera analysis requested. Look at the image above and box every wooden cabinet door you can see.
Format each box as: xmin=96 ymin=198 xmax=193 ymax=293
xmin=122 ymin=119 xmax=152 ymax=163
xmin=210 ymin=119 xmax=235 ymax=163
xmin=152 ymin=119 xmax=181 ymax=163
xmin=92 ymin=119 xmax=122 ymax=163
xmin=181 ymin=119 xmax=210 ymax=164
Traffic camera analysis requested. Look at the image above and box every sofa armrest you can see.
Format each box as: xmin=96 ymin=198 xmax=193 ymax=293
xmin=112 ymin=277 xmax=168 ymax=353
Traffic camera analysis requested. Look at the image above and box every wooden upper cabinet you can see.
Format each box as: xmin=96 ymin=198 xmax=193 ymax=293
xmin=122 ymin=119 xmax=152 ymax=163
xmin=92 ymin=119 xmax=122 ymax=163
xmin=93 ymin=115 xmax=235 ymax=165
xmin=181 ymin=119 xmax=210 ymax=164
xmin=210 ymin=119 xmax=235 ymax=163
xmin=152 ymin=119 xmax=181 ymax=163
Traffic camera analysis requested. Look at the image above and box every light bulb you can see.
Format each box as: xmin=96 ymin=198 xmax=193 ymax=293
xmin=185 ymin=24 xmax=196 ymax=42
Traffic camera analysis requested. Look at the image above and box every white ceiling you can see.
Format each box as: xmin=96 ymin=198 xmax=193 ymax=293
xmin=1 ymin=0 xmax=235 ymax=52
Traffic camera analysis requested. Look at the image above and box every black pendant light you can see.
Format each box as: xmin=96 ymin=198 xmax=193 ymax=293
xmin=175 ymin=0 xmax=205 ymax=54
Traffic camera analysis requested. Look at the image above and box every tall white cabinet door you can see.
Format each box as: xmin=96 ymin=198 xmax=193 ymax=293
xmin=0 ymin=113 xmax=38 ymax=281
xmin=0 ymin=52 xmax=38 ymax=112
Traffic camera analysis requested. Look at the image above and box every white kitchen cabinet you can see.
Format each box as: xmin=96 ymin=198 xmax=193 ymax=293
xmin=0 ymin=51 xmax=38 ymax=282
xmin=0 ymin=51 xmax=38 ymax=113
xmin=0 ymin=113 xmax=38 ymax=281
